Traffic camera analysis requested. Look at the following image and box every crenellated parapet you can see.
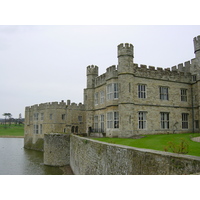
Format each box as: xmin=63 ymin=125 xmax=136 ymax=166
xmin=87 ymin=65 xmax=98 ymax=76
xmin=134 ymin=64 xmax=192 ymax=83
xmin=67 ymin=102 xmax=85 ymax=110
xmin=25 ymin=100 xmax=86 ymax=113
xmin=94 ymin=73 xmax=106 ymax=87
xmin=117 ymin=43 xmax=134 ymax=58
xmin=106 ymin=65 xmax=118 ymax=80
xmin=94 ymin=65 xmax=118 ymax=87
xmin=29 ymin=101 xmax=67 ymax=110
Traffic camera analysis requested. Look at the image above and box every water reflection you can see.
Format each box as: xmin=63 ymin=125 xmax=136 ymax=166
xmin=0 ymin=138 xmax=63 ymax=175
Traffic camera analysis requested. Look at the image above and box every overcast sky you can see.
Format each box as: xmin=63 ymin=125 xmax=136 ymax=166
xmin=0 ymin=25 xmax=200 ymax=118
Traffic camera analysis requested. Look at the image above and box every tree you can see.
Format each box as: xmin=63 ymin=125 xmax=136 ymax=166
xmin=3 ymin=113 xmax=10 ymax=127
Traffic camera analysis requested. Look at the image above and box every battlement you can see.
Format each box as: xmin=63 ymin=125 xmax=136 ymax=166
xmin=29 ymin=101 xmax=67 ymax=110
xmin=94 ymin=65 xmax=118 ymax=87
xmin=87 ymin=65 xmax=99 ymax=76
xmin=94 ymin=73 xmax=106 ymax=87
xmin=67 ymin=102 xmax=85 ymax=110
xmin=134 ymin=63 xmax=192 ymax=83
xmin=193 ymin=35 xmax=200 ymax=54
xmin=26 ymin=100 xmax=85 ymax=113
xmin=117 ymin=43 xmax=134 ymax=58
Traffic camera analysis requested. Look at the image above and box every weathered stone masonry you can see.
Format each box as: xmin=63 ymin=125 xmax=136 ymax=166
xmin=70 ymin=135 xmax=200 ymax=175
xmin=24 ymin=35 xmax=200 ymax=149
xmin=44 ymin=134 xmax=200 ymax=175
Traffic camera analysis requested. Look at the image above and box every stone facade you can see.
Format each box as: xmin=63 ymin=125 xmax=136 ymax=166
xmin=24 ymin=100 xmax=85 ymax=150
xmin=24 ymin=35 xmax=200 ymax=150
xmin=84 ymin=36 xmax=200 ymax=137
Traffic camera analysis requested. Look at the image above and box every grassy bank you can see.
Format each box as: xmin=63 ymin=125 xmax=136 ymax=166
xmin=93 ymin=133 xmax=200 ymax=157
xmin=0 ymin=124 xmax=24 ymax=137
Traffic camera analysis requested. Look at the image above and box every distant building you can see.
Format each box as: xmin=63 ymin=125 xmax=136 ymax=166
xmin=24 ymin=35 xmax=200 ymax=150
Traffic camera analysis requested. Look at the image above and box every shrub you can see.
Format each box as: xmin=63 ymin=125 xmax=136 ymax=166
xmin=164 ymin=138 xmax=189 ymax=154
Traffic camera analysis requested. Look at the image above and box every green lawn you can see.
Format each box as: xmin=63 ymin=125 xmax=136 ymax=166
xmin=0 ymin=124 xmax=24 ymax=137
xmin=93 ymin=133 xmax=200 ymax=157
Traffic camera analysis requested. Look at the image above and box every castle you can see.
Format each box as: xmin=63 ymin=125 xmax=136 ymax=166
xmin=24 ymin=35 xmax=200 ymax=150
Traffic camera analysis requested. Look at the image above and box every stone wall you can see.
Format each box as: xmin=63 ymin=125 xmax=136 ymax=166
xmin=70 ymin=135 xmax=200 ymax=175
xmin=44 ymin=133 xmax=70 ymax=166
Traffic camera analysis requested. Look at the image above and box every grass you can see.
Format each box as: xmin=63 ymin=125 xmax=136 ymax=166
xmin=92 ymin=133 xmax=200 ymax=157
xmin=0 ymin=124 xmax=24 ymax=137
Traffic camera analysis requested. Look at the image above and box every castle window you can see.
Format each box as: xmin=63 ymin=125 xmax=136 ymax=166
xmin=94 ymin=92 xmax=99 ymax=105
xmin=50 ymin=114 xmax=53 ymax=120
xmin=181 ymin=89 xmax=187 ymax=102
xmin=138 ymin=84 xmax=146 ymax=98
xmin=107 ymin=84 xmax=113 ymax=100
xmin=94 ymin=115 xmax=98 ymax=131
xmin=192 ymin=75 xmax=197 ymax=82
xmin=33 ymin=124 xmax=39 ymax=134
xmin=160 ymin=87 xmax=169 ymax=100
xmin=62 ymin=114 xmax=66 ymax=120
xmin=160 ymin=112 xmax=169 ymax=129
xmin=138 ymin=112 xmax=147 ymax=129
xmin=41 ymin=113 xmax=44 ymax=120
xmin=40 ymin=124 xmax=42 ymax=134
xmin=107 ymin=111 xmax=119 ymax=129
xmin=78 ymin=116 xmax=82 ymax=122
xmin=113 ymin=83 xmax=119 ymax=99
xmin=114 ymin=112 xmax=119 ymax=128
xmin=34 ymin=113 xmax=39 ymax=120
xmin=100 ymin=115 xmax=104 ymax=132
xmin=107 ymin=83 xmax=118 ymax=100
xmin=182 ymin=113 xmax=189 ymax=129
xmin=107 ymin=112 xmax=113 ymax=128
xmin=100 ymin=91 xmax=105 ymax=104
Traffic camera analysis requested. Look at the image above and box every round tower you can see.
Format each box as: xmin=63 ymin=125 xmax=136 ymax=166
xmin=86 ymin=65 xmax=98 ymax=88
xmin=117 ymin=43 xmax=134 ymax=74
xmin=193 ymin=35 xmax=200 ymax=58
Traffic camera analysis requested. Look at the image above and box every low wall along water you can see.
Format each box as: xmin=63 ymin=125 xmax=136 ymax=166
xmin=44 ymin=133 xmax=70 ymax=166
xmin=43 ymin=134 xmax=200 ymax=175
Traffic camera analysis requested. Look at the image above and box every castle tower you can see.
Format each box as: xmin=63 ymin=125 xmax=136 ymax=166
xmin=194 ymin=35 xmax=200 ymax=58
xmin=117 ymin=43 xmax=135 ymax=137
xmin=117 ymin=43 xmax=134 ymax=74
xmin=84 ymin=65 xmax=98 ymax=134
xmin=86 ymin=65 xmax=98 ymax=88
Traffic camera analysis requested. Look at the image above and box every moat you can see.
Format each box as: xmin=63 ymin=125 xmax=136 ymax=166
xmin=0 ymin=138 xmax=69 ymax=175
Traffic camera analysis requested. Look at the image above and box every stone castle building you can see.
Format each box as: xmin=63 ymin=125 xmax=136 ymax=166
xmin=24 ymin=35 xmax=200 ymax=150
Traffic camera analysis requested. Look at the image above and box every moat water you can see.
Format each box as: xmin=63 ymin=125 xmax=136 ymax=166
xmin=0 ymin=138 xmax=64 ymax=175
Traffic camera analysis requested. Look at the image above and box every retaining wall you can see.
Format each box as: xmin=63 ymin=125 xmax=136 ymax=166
xmin=44 ymin=133 xmax=70 ymax=166
xmin=70 ymin=135 xmax=200 ymax=175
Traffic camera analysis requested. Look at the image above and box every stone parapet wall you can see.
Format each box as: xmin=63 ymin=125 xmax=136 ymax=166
xmin=134 ymin=64 xmax=192 ymax=83
xmin=44 ymin=133 xmax=70 ymax=166
xmin=70 ymin=135 xmax=200 ymax=175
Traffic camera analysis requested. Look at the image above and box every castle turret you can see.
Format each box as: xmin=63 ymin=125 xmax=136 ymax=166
xmin=117 ymin=43 xmax=135 ymax=137
xmin=194 ymin=35 xmax=200 ymax=58
xmin=84 ymin=65 xmax=98 ymax=135
xmin=87 ymin=65 xmax=98 ymax=88
xmin=117 ymin=43 xmax=134 ymax=74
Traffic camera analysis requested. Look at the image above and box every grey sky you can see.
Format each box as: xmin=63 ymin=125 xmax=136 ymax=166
xmin=0 ymin=25 xmax=200 ymax=118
